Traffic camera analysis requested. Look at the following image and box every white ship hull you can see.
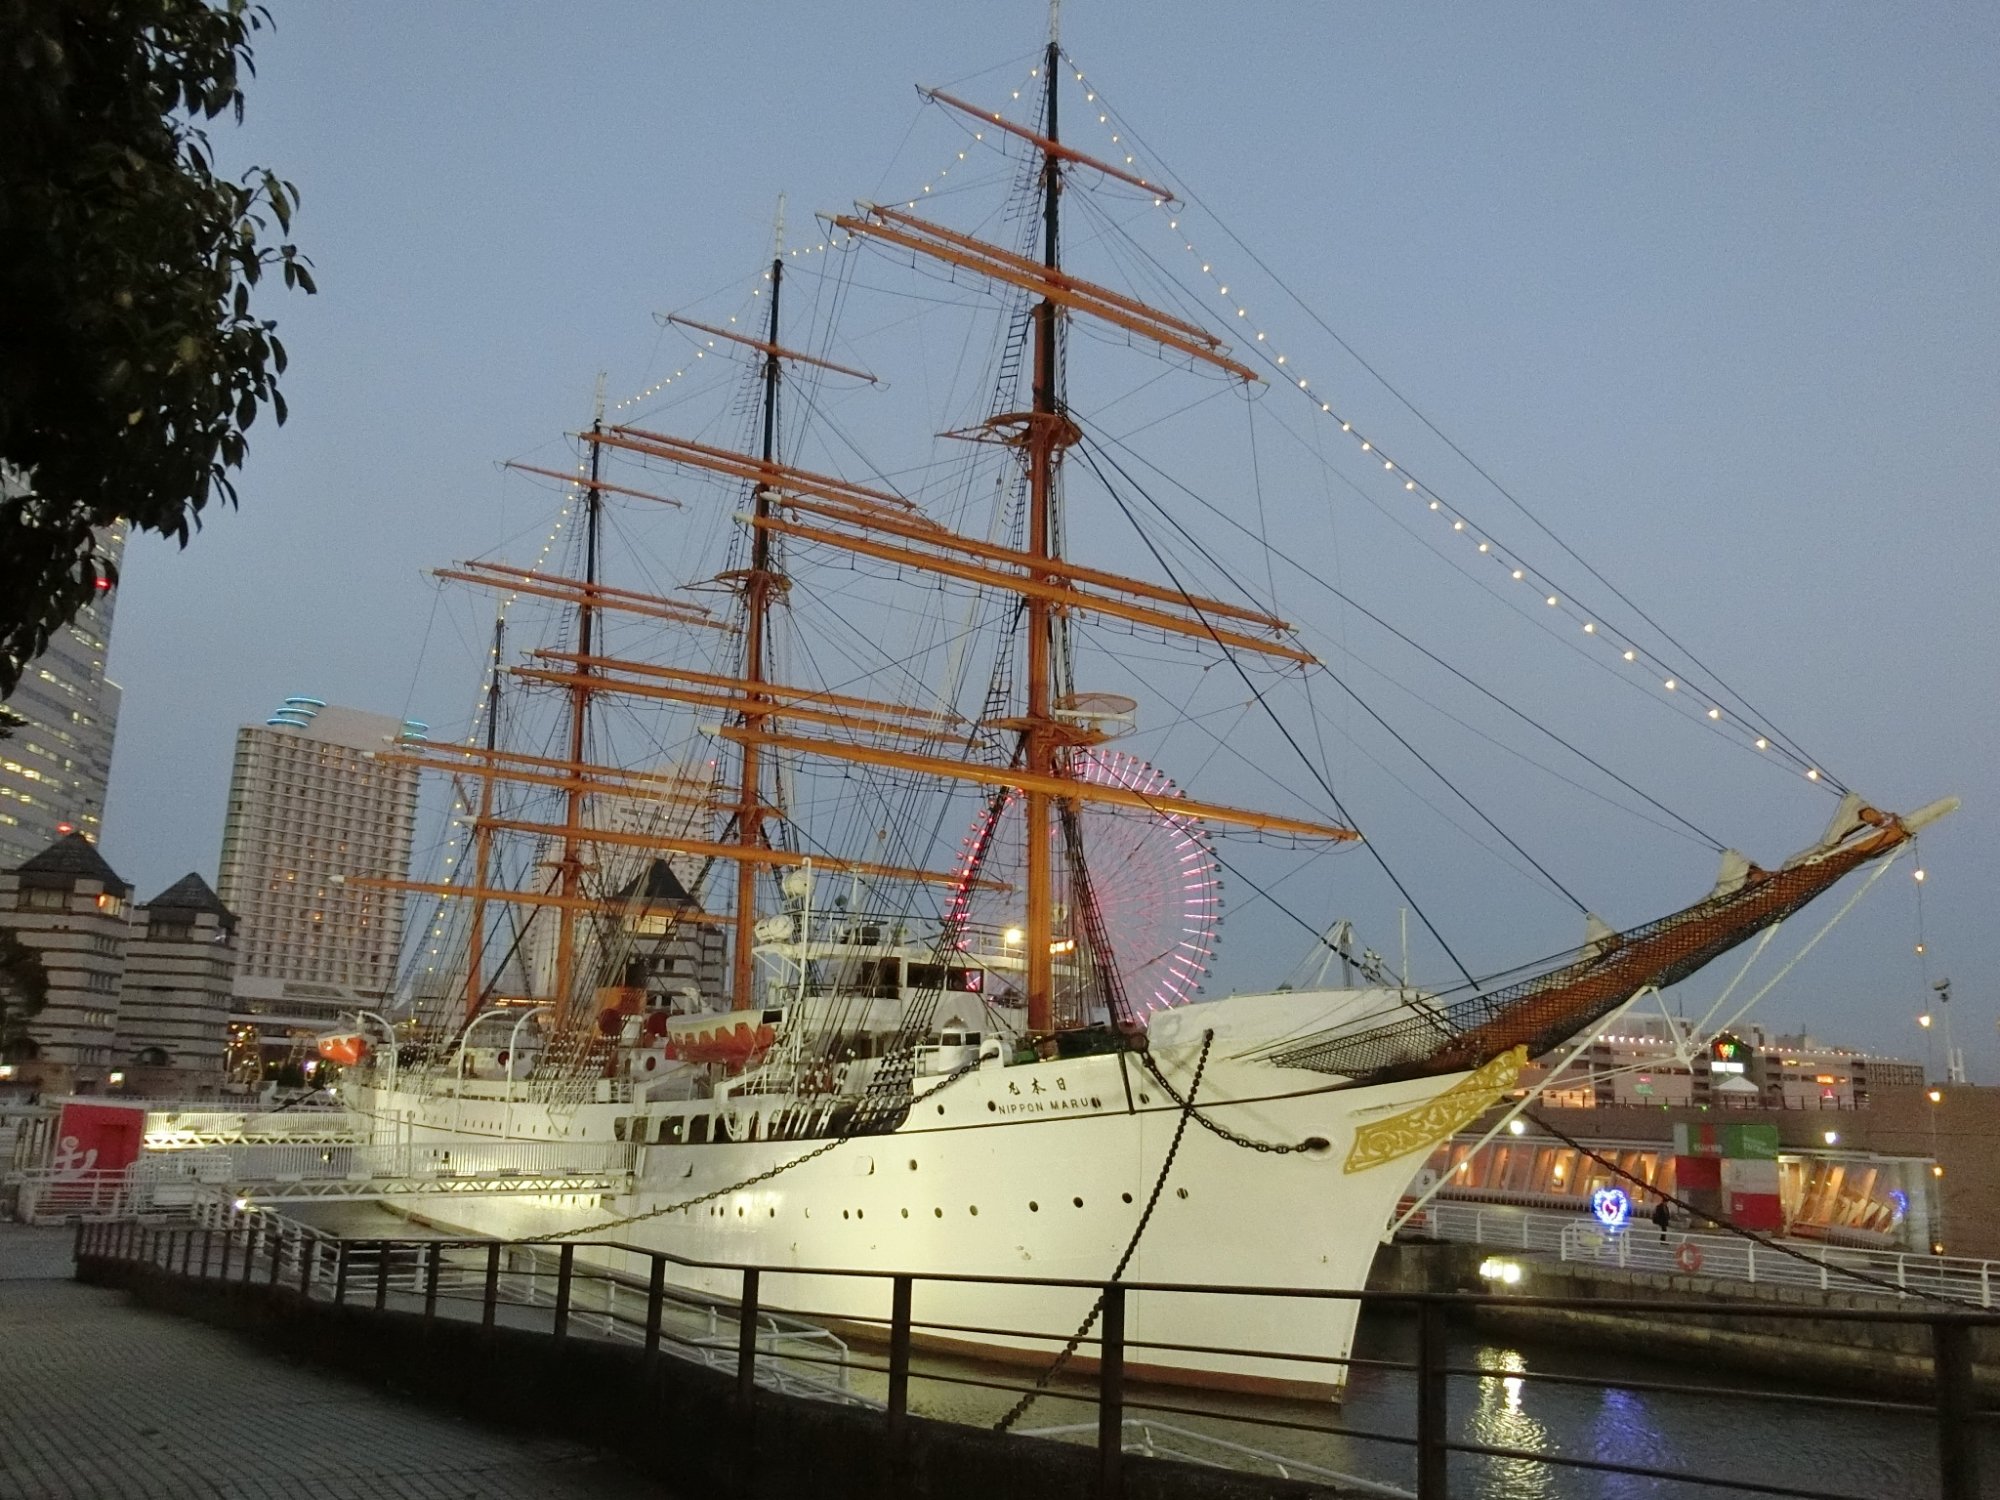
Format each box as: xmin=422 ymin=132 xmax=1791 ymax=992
xmin=351 ymin=995 xmax=1484 ymax=1395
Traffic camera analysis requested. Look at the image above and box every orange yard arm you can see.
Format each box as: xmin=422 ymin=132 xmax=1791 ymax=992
xmin=757 ymin=515 xmax=1315 ymax=664
xmin=350 ymin=876 xmax=733 ymax=923
xmin=921 ymin=87 xmax=1178 ymax=203
xmin=437 ymin=562 xmax=730 ymax=631
xmin=666 ymin=315 xmax=877 ymax=383
xmin=589 ymin=427 xmax=933 ymax=525
xmin=533 ymin=651 xmax=962 ymax=724
xmin=504 ymin=461 xmax=684 ymax=508
xmin=775 ymin=495 xmax=1291 ymax=632
xmin=372 ymin=752 xmax=732 ymax=812
xmin=474 ymin=816 xmax=1004 ymax=891
xmin=869 ymin=205 xmax=1217 ymax=346
xmin=512 ymin=667 xmax=964 ymax=744
xmin=718 ymin=726 xmax=1360 ymax=841
xmin=836 ymin=213 xmax=1258 ymax=383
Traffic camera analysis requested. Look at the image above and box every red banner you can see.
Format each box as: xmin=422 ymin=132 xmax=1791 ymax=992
xmin=51 ymin=1102 xmax=145 ymax=1178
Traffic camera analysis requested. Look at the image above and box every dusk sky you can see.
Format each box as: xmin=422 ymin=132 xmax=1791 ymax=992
xmin=93 ymin=6 xmax=1996 ymax=1072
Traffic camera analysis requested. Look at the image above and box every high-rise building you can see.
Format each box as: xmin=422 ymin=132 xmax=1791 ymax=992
xmin=0 ymin=527 xmax=127 ymax=871
xmin=216 ymin=700 xmax=422 ymax=1016
xmin=0 ymin=832 xmax=131 ymax=1094
xmin=115 ymin=872 xmax=237 ymax=1094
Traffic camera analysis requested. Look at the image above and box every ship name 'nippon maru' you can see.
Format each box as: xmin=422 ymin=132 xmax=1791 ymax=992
xmin=335 ymin=19 xmax=1954 ymax=1397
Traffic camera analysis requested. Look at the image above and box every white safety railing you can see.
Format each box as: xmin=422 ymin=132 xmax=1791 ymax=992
xmin=1416 ymin=1202 xmax=1999 ymax=1309
xmin=13 ymin=1168 xmax=141 ymax=1222
xmin=155 ymin=1139 xmax=633 ymax=1185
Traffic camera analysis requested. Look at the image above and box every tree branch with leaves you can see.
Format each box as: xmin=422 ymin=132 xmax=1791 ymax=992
xmin=0 ymin=0 xmax=314 ymax=691
xmin=0 ymin=930 xmax=49 ymax=1058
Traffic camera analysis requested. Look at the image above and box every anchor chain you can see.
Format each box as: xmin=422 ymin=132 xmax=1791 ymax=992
xmin=1139 ymin=1050 xmax=1326 ymax=1156
xmin=993 ymin=1030 xmax=1215 ymax=1433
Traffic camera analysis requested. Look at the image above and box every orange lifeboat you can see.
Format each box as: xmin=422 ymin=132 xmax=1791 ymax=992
xmin=661 ymin=1020 xmax=777 ymax=1066
xmin=315 ymin=1032 xmax=368 ymax=1067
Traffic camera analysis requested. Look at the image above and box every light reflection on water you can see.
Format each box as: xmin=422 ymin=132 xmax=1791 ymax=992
xmin=1464 ymin=1349 xmax=1557 ymax=1500
xmin=1333 ymin=1312 xmax=1987 ymax=1499
xmin=898 ymin=1309 xmax=1995 ymax=1499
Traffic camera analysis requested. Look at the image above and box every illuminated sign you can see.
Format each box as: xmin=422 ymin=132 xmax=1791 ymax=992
xmin=1591 ymin=1186 xmax=1632 ymax=1228
xmin=1709 ymin=1032 xmax=1751 ymax=1075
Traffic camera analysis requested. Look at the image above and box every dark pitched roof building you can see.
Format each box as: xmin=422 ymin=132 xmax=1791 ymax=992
xmin=12 ymin=831 xmax=129 ymax=896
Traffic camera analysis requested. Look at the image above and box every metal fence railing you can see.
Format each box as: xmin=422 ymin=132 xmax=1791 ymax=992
xmin=1417 ymin=1202 xmax=2000 ymax=1309
xmin=73 ymin=1205 xmax=1994 ymax=1500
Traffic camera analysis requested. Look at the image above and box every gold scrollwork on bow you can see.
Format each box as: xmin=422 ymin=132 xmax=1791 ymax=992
xmin=1342 ymin=1046 xmax=1528 ymax=1175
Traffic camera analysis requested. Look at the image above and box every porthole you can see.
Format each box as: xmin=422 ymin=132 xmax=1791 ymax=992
xmin=1073 ymin=1196 xmax=1084 ymax=1208
xmin=857 ymin=1209 xmax=865 ymax=1220
xmin=1121 ymin=1192 xmax=1133 ymax=1204
xmin=901 ymin=1208 xmax=909 ymax=1218
xmin=934 ymin=1208 xmax=943 ymax=1218
xmin=737 ymin=1207 xmax=744 ymax=1217
xmin=842 ymin=1209 xmax=850 ymax=1219
xmin=769 ymin=1207 xmax=776 ymax=1217
xmin=987 ymin=1100 xmax=998 ymax=1112
xmin=908 ymin=1159 xmax=919 ymax=1171
xmin=937 ymin=1105 xmax=946 ymax=1115
xmin=969 ymin=1205 xmax=979 ymax=1216
xmin=1029 ymin=1200 xmax=1039 ymax=1212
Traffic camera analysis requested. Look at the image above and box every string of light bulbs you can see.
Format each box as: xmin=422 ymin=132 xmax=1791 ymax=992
xmin=1051 ymin=53 xmax=1843 ymax=795
xmin=415 ymin=483 xmax=579 ymax=983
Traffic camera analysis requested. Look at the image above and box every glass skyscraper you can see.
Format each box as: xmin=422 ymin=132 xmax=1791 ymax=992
xmin=0 ymin=525 xmax=126 ymax=869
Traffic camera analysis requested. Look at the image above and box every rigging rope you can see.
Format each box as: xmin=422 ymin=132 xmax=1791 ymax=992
xmin=1060 ymin=47 xmax=1835 ymax=786
xmin=1076 ymin=417 xmax=1729 ymax=853
xmin=1070 ymin=439 xmax=1481 ymax=988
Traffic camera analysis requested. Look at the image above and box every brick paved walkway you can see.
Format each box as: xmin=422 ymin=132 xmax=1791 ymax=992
xmin=0 ymin=1224 xmax=676 ymax=1499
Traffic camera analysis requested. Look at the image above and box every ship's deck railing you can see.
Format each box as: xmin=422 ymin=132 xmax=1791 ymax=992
xmin=10 ymin=1139 xmax=634 ymax=1220
xmin=72 ymin=1204 xmax=1995 ymax=1500
xmin=1413 ymin=1201 xmax=2000 ymax=1308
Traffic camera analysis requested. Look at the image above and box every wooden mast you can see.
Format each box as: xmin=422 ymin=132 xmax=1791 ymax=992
xmin=389 ymin=77 xmax=1340 ymax=1041
xmin=464 ymin=614 xmax=502 ymax=1022
xmin=552 ymin=386 xmax=606 ymax=1029
xmin=732 ymin=245 xmax=785 ymax=1010
xmin=1023 ymin=35 xmax=1065 ymax=1035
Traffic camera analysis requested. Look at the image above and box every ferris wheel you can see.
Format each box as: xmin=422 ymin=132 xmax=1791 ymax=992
xmin=959 ymin=748 xmax=1223 ymax=1019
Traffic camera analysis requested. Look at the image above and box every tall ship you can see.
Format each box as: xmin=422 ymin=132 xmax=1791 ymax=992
xmin=340 ymin=21 xmax=1952 ymax=1395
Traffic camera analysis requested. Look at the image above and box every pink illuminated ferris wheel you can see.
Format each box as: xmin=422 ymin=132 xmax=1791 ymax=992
xmin=960 ymin=749 xmax=1223 ymax=1017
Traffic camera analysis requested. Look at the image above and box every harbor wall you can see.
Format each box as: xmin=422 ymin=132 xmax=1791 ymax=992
xmin=77 ymin=1252 xmax=1340 ymax=1500
xmin=1372 ymin=1241 xmax=2000 ymax=1401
